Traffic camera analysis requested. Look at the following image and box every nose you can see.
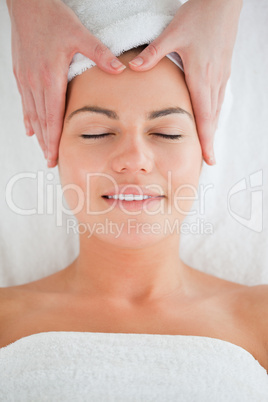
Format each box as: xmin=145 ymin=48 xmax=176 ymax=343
xmin=111 ymin=134 xmax=154 ymax=174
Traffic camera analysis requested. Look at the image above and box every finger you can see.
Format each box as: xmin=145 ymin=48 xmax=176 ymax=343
xmin=206 ymin=76 xmax=230 ymax=163
xmin=11 ymin=39 xmax=35 ymax=137
xmin=45 ymin=76 xmax=67 ymax=168
xmin=23 ymin=87 xmax=47 ymax=156
xmin=78 ymin=33 xmax=127 ymax=74
xmin=31 ymin=86 xmax=48 ymax=148
xmin=16 ymin=76 xmax=35 ymax=136
xmin=185 ymin=75 xmax=215 ymax=165
xmin=128 ymin=23 xmax=178 ymax=70
xmin=212 ymin=81 xmax=228 ymax=137
xmin=202 ymin=83 xmax=221 ymax=161
xmin=128 ymin=36 xmax=173 ymax=71
xmin=215 ymin=82 xmax=227 ymax=126
xmin=211 ymin=82 xmax=220 ymax=120
xmin=23 ymin=106 xmax=35 ymax=137
xmin=202 ymin=79 xmax=230 ymax=165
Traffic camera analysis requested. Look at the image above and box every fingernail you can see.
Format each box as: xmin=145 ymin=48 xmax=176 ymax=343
xmin=129 ymin=57 xmax=144 ymax=67
xmin=208 ymin=153 xmax=216 ymax=165
xmin=110 ymin=59 xmax=126 ymax=71
xmin=25 ymin=121 xmax=30 ymax=133
xmin=25 ymin=126 xmax=31 ymax=136
xmin=47 ymin=159 xmax=54 ymax=168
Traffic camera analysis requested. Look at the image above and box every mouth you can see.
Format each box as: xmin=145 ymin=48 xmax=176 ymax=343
xmin=101 ymin=194 xmax=165 ymax=211
xmin=102 ymin=195 xmax=164 ymax=201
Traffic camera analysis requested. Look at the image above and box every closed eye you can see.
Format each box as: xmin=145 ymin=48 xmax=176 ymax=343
xmin=81 ymin=133 xmax=183 ymax=140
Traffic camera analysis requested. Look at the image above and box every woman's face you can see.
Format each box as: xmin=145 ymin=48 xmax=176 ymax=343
xmin=58 ymin=50 xmax=202 ymax=247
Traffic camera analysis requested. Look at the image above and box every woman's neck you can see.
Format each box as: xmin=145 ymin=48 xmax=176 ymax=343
xmin=64 ymin=234 xmax=189 ymax=305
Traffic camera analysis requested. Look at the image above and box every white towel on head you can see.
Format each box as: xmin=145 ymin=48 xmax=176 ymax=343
xmin=64 ymin=0 xmax=184 ymax=82
xmin=0 ymin=331 xmax=267 ymax=401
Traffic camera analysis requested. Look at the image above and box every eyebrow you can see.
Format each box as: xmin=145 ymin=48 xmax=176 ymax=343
xmin=66 ymin=105 xmax=194 ymax=123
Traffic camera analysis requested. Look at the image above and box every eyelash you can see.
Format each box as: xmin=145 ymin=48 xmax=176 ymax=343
xmin=81 ymin=133 xmax=182 ymax=140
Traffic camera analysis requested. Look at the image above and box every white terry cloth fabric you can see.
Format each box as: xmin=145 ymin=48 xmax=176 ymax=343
xmin=0 ymin=0 xmax=268 ymax=287
xmin=0 ymin=332 xmax=267 ymax=401
xmin=64 ymin=0 xmax=185 ymax=82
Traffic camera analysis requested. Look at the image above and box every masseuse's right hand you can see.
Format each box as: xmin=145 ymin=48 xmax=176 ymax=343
xmin=6 ymin=0 xmax=126 ymax=167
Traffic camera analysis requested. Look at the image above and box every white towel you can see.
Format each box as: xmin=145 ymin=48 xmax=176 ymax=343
xmin=64 ymin=0 xmax=185 ymax=82
xmin=0 ymin=331 xmax=267 ymax=401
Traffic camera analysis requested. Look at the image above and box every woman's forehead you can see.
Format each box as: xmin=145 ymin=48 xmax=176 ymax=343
xmin=65 ymin=59 xmax=192 ymax=121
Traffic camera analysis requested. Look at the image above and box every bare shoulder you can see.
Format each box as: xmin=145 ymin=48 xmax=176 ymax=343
xmin=0 ymin=282 xmax=44 ymax=323
xmin=235 ymin=284 xmax=268 ymax=371
xmin=0 ymin=285 xmax=19 ymax=304
xmin=226 ymin=283 xmax=268 ymax=335
xmin=0 ymin=286 xmax=19 ymax=338
xmin=242 ymin=284 xmax=268 ymax=342
xmin=0 ymin=284 xmax=42 ymax=347
xmin=0 ymin=285 xmax=25 ymax=318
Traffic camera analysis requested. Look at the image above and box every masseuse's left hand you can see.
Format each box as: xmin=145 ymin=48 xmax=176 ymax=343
xmin=128 ymin=0 xmax=243 ymax=165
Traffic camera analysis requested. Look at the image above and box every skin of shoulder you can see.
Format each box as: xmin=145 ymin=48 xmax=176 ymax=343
xmin=0 ymin=286 xmax=21 ymax=317
xmin=0 ymin=285 xmax=36 ymax=323
xmin=0 ymin=287 xmax=15 ymax=335
xmin=241 ymin=284 xmax=268 ymax=369
xmin=247 ymin=285 xmax=268 ymax=342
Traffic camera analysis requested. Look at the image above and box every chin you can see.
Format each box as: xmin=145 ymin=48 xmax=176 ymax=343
xmin=91 ymin=231 xmax=171 ymax=249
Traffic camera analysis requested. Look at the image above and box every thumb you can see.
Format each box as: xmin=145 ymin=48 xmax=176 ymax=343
xmin=128 ymin=33 xmax=176 ymax=71
xmin=75 ymin=30 xmax=127 ymax=74
xmin=185 ymin=74 xmax=216 ymax=166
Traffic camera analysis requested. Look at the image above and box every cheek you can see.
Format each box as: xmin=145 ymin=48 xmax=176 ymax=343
xmin=166 ymin=139 xmax=202 ymax=181
xmin=166 ymin=140 xmax=202 ymax=214
xmin=58 ymin=139 xmax=108 ymax=218
xmin=58 ymin=140 xmax=88 ymax=212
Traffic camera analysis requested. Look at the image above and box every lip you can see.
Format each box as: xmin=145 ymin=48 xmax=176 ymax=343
xmin=102 ymin=185 xmax=165 ymax=197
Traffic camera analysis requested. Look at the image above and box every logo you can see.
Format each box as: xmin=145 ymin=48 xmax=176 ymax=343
xmin=227 ymin=170 xmax=263 ymax=232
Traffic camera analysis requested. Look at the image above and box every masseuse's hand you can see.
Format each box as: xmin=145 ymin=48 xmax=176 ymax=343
xmin=128 ymin=0 xmax=243 ymax=165
xmin=6 ymin=0 xmax=126 ymax=168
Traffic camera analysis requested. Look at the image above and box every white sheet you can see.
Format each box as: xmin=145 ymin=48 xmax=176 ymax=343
xmin=0 ymin=0 xmax=267 ymax=287
xmin=0 ymin=331 xmax=267 ymax=401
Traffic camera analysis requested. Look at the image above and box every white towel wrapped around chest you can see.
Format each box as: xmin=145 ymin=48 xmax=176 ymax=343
xmin=0 ymin=331 xmax=267 ymax=401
